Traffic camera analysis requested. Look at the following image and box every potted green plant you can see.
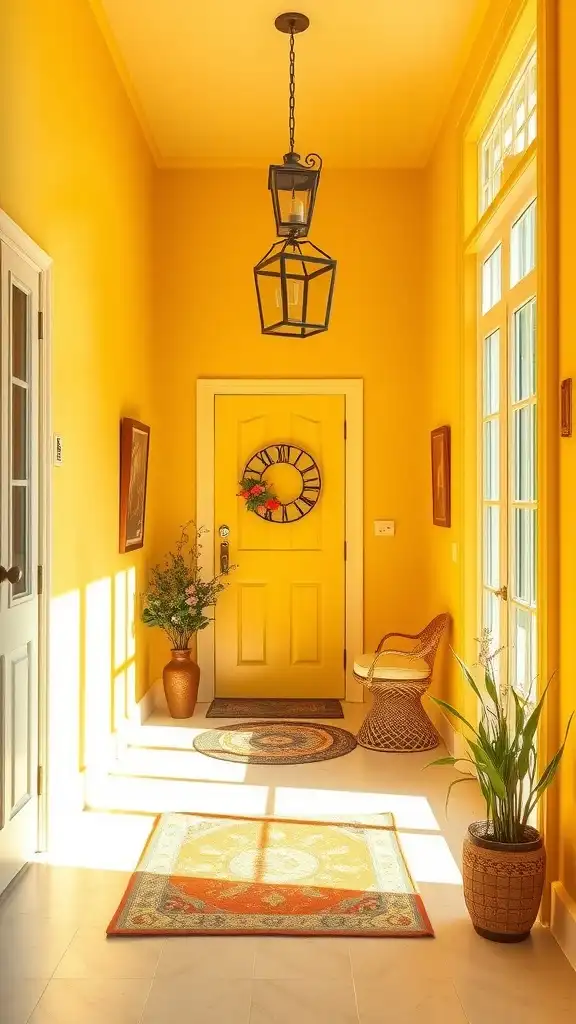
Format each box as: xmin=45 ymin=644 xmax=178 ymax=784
xmin=429 ymin=635 xmax=573 ymax=943
xmin=142 ymin=522 xmax=234 ymax=718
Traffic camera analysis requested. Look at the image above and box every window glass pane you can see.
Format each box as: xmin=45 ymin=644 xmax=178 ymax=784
xmin=512 ymin=606 xmax=536 ymax=699
xmin=513 ymin=299 xmax=536 ymax=401
xmin=484 ymin=330 xmax=500 ymax=414
xmin=511 ymin=201 xmax=536 ymax=285
xmin=482 ymin=248 xmax=502 ymax=314
xmin=513 ymin=508 xmax=536 ymax=605
xmin=479 ymin=48 xmax=537 ymax=213
xmin=484 ymin=420 xmax=499 ymax=500
xmin=12 ymin=283 xmax=28 ymax=382
xmin=484 ymin=506 xmax=500 ymax=588
xmin=513 ymin=405 xmax=536 ymax=501
xmin=12 ymin=384 xmax=28 ymax=481
xmin=11 ymin=485 xmax=28 ymax=598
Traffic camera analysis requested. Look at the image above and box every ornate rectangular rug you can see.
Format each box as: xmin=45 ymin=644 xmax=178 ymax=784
xmin=107 ymin=812 xmax=434 ymax=938
xmin=206 ymin=697 xmax=344 ymax=719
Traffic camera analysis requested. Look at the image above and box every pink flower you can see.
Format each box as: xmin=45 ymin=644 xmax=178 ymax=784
xmin=250 ymin=485 xmax=265 ymax=496
xmin=186 ymin=594 xmax=198 ymax=606
xmin=257 ymin=504 xmax=267 ymax=514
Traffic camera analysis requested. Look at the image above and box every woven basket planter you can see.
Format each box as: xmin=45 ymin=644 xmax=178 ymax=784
xmin=462 ymin=822 xmax=545 ymax=942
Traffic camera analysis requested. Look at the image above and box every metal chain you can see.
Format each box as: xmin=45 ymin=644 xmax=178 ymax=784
xmin=288 ymin=26 xmax=296 ymax=153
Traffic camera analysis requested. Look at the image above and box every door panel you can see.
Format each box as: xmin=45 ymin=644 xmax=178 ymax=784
xmin=0 ymin=240 xmax=40 ymax=893
xmin=214 ymin=394 xmax=345 ymax=698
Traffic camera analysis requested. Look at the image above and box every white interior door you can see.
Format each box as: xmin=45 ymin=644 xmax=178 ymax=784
xmin=0 ymin=239 xmax=41 ymax=892
xmin=479 ymin=194 xmax=537 ymax=698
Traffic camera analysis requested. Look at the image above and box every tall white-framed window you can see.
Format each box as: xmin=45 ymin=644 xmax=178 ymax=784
xmin=479 ymin=46 xmax=537 ymax=216
xmin=479 ymin=190 xmax=537 ymax=699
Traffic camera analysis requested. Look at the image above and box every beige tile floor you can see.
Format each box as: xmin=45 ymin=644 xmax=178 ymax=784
xmin=1 ymin=703 xmax=575 ymax=1023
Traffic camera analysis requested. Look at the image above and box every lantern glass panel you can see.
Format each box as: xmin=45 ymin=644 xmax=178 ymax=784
xmin=254 ymin=240 xmax=336 ymax=338
xmin=269 ymin=164 xmax=319 ymax=237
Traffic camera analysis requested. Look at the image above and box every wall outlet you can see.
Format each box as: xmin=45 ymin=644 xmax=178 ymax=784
xmin=374 ymin=520 xmax=395 ymax=537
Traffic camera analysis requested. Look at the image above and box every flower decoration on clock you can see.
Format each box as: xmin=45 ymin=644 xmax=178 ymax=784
xmin=238 ymin=476 xmax=281 ymax=516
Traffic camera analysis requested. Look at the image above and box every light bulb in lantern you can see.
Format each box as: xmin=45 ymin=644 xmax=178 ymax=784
xmin=275 ymin=281 xmax=301 ymax=309
xmin=288 ymin=194 xmax=305 ymax=225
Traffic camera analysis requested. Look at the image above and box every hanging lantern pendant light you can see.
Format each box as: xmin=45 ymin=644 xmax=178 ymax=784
xmin=254 ymin=12 xmax=336 ymax=338
xmin=268 ymin=13 xmax=321 ymax=239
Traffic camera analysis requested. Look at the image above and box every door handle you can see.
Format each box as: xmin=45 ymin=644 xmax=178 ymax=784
xmin=0 ymin=565 xmax=23 ymax=585
xmin=494 ymin=584 xmax=508 ymax=601
xmin=220 ymin=541 xmax=230 ymax=574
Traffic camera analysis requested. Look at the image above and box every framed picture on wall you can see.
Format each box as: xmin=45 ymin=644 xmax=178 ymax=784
xmin=119 ymin=418 xmax=150 ymax=553
xmin=431 ymin=425 xmax=451 ymax=527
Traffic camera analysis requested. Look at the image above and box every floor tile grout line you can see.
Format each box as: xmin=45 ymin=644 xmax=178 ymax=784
xmin=349 ymin=944 xmax=362 ymax=1023
xmin=136 ymin=976 xmax=156 ymax=1024
xmin=23 ymin=978 xmax=51 ymax=1024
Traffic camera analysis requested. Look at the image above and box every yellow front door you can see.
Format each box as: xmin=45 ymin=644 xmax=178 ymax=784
xmin=214 ymin=394 xmax=345 ymax=698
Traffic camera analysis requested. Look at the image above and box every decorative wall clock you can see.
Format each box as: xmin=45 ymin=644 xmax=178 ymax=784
xmin=239 ymin=443 xmax=321 ymax=523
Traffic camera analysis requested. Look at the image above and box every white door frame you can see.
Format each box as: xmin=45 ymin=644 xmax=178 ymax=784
xmin=0 ymin=210 xmax=52 ymax=853
xmin=196 ymin=378 xmax=364 ymax=703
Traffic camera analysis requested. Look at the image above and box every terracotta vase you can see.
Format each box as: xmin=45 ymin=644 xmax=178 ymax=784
xmin=162 ymin=649 xmax=199 ymax=719
xmin=462 ymin=821 xmax=545 ymax=942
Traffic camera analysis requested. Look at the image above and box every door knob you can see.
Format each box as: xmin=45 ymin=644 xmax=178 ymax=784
xmin=0 ymin=565 xmax=23 ymax=585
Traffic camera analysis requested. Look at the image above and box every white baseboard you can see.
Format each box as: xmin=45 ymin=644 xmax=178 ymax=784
xmin=551 ymin=881 xmax=576 ymax=972
xmin=136 ymin=679 xmax=166 ymax=721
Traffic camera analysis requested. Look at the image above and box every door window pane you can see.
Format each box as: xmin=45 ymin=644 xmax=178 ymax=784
xmin=12 ymin=384 xmax=28 ymax=480
xmin=513 ymin=508 xmax=536 ymax=605
xmin=12 ymin=283 xmax=28 ymax=382
xmin=11 ymin=485 xmax=28 ymax=598
xmin=513 ymin=405 xmax=536 ymax=501
xmin=484 ymin=420 xmax=499 ymax=499
xmin=484 ymin=330 xmax=500 ymax=414
xmin=513 ymin=299 xmax=536 ymax=401
xmin=484 ymin=506 xmax=500 ymax=588
xmin=512 ymin=606 xmax=536 ymax=699
xmin=511 ymin=201 xmax=536 ymax=285
xmin=482 ymin=247 xmax=502 ymax=313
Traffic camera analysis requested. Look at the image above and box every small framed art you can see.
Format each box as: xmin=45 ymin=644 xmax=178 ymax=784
xmin=119 ymin=418 xmax=150 ymax=553
xmin=431 ymin=425 xmax=451 ymax=528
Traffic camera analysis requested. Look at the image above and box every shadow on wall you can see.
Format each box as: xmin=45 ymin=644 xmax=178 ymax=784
xmin=48 ymin=566 xmax=142 ymax=824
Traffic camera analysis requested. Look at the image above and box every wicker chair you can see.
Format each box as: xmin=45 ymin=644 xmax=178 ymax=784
xmin=354 ymin=613 xmax=450 ymax=752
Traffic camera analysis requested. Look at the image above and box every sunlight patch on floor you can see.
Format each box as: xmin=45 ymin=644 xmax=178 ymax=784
xmin=273 ymin=787 xmax=441 ymax=831
xmin=399 ymin=831 xmax=462 ymax=884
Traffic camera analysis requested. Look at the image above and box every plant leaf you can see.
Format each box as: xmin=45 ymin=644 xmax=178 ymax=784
xmin=453 ymin=651 xmax=485 ymax=706
xmin=466 ymin=739 xmax=507 ymax=799
xmin=429 ymin=696 xmax=479 ymax=736
xmin=444 ymin=775 xmax=478 ymax=816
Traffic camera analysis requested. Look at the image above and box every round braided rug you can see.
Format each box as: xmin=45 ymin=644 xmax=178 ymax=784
xmin=193 ymin=720 xmax=357 ymax=765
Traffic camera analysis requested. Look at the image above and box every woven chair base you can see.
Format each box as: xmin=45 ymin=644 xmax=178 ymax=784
xmin=356 ymin=681 xmax=440 ymax=753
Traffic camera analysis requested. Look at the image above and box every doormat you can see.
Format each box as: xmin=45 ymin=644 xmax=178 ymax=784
xmin=193 ymin=721 xmax=356 ymax=765
xmin=206 ymin=697 xmax=344 ymax=719
xmin=107 ymin=811 xmax=434 ymax=938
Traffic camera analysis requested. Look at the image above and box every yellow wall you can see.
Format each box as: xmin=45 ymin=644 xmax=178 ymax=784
xmin=0 ymin=0 xmax=154 ymax=797
xmin=558 ymin=0 xmax=576 ymax=903
xmin=148 ymin=168 xmax=432 ymax=682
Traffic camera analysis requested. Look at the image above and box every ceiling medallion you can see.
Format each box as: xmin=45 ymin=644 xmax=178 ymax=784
xmin=254 ymin=13 xmax=336 ymax=338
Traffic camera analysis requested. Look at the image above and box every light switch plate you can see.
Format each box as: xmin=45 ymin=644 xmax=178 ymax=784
xmin=53 ymin=434 xmax=64 ymax=466
xmin=374 ymin=520 xmax=395 ymax=537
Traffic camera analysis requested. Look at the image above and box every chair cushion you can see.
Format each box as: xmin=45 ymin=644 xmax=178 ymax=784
xmin=353 ymin=653 xmax=430 ymax=681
